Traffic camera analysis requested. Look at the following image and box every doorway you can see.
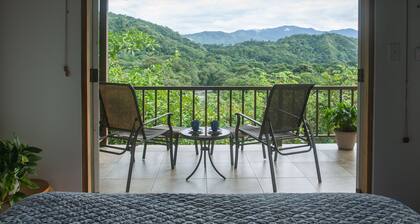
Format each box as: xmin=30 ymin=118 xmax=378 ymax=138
xmin=85 ymin=0 xmax=374 ymax=194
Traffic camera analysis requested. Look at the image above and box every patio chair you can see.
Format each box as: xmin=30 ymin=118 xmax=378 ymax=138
xmin=233 ymin=84 xmax=321 ymax=192
xmin=99 ymin=83 xmax=175 ymax=192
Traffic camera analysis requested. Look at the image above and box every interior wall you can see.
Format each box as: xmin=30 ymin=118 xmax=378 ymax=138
xmin=0 ymin=0 xmax=83 ymax=191
xmin=373 ymin=0 xmax=420 ymax=211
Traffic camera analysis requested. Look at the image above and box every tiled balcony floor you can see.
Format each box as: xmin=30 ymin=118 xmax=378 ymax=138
xmin=100 ymin=144 xmax=356 ymax=193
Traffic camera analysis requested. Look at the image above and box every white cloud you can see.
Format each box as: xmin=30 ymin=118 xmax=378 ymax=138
xmin=109 ymin=0 xmax=358 ymax=34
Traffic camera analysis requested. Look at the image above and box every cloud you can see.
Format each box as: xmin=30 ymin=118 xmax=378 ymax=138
xmin=109 ymin=0 xmax=358 ymax=34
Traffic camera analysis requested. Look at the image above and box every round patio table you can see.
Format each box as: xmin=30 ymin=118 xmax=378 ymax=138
xmin=180 ymin=127 xmax=230 ymax=181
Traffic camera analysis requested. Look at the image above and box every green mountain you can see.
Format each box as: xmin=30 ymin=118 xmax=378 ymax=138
xmin=184 ymin=27 xmax=358 ymax=45
xmin=108 ymin=13 xmax=357 ymax=86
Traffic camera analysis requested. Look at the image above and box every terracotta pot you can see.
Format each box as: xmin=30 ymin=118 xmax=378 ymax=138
xmin=0 ymin=203 xmax=10 ymax=213
xmin=334 ymin=130 xmax=357 ymax=150
xmin=21 ymin=179 xmax=53 ymax=196
xmin=1 ymin=179 xmax=51 ymax=213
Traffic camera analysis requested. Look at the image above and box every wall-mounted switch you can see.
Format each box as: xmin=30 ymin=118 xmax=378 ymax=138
xmin=416 ymin=47 xmax=420 ymax=61
xmin=388 ymin=43 xmax=401 ymax=62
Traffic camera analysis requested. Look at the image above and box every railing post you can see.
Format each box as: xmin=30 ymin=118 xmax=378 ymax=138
xmin=154 ymin=89 xmax=158 ymax=126
xmin=253 ymin=90 xmax=257 ymax=123
xmin=142 ymin=89 xmax=145 ymax=121
xmin=167 ymin=90 xmax=170 ymax=114
xmin=327 ymin=89 xmax=331 ymax=137
xmin=179 ymin=90 xmax=183 ymax=127
xmin=205 ymin=90 xmax=208 ymax=127
xmin=241 ymin=89 xmax=245 ymax=124
xmin=217 ymin=90 xmax=220 ymax=122
xmin=192 ymin=90 xmax=196 ymax=121
xmin=229 ymin=90 xmax=232 ymax=127
xmin=315 ymin=89 xmax=319 ymax=137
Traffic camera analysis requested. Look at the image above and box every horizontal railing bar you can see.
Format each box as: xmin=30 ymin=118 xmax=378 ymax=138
xmin=133 ymin=86 xmax=357 ymax=91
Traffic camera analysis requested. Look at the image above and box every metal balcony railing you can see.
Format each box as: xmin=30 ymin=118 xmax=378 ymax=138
xmin=133 ymin=86 xmax=357 ymax=138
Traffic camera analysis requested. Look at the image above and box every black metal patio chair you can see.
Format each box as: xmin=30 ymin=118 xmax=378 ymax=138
xmin=99 ymin=83 xmax=175 ymax=192
xmin=233 ymin=84 xmax=322 ymax=192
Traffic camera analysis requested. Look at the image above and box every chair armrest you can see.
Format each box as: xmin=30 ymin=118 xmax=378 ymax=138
xmin=144 ymin=113 xmax=173 ymax=126
xmin=235 ymin=113 xmax=262 ymax=126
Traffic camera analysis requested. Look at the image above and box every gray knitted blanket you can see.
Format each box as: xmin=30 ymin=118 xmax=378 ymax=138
xmin=1 ymin=192 xmax=419 ymax=223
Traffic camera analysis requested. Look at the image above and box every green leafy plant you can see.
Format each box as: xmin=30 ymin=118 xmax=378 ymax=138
xmin=324 ymin=103 xmax=357 ymax=132
xmin=0 ymin=137 xmax=42 ymax=209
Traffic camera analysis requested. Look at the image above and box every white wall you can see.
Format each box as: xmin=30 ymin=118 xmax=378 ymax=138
xmin=373 ymin=0 xmax=420 ymax=211
xmin=0 ymin=0 xmax=83 ymax=191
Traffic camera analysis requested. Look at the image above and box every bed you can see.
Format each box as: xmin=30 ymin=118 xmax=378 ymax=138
xmin=1 ymin=192 xmax=419 ymax=223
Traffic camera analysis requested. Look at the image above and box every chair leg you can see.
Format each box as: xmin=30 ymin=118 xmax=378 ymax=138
xmin=166 ymin=137 xmax=170 ymax=151
xmin=266 ymin=143 xmax=277 ymax=193
xmin=142 ymin=142 xmax=147 ymax=160
xmin=126 ymin=143 xmax=136 ymax=193
xmin=261 ymin=144 xmax=266 ymax=159
xmin=210 ymin=141 xmax=215 ymax=155
xmin=274 ymin=150 xmax=278 ymax=162
xmin=229 ymin=137 xmax=234 ymax=166
xmin=241 ymin=137 xmax=244 ymax=151
xmin=234 ymin=133 xmax=240 ymax=169
xmin=194 ymin=140 xmax=199 ymax=155
xmin=173 ymin=135 xmax=179 ymax=167
xmin=304 ymin=121 xmax=322 ymax=183
xmin=311 ymin=137 xmax=322 ymax=183
xmin=166 ymin=136 xmax=175 ymax=169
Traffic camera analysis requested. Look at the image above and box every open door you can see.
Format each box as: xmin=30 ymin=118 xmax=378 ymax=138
xmin=82 ymin=0 xmax=100 ymax=192
xmin=90 ymin=0 xmax=101 ymax=193
xmin=356 ymin=0 xmax=374 ymax=193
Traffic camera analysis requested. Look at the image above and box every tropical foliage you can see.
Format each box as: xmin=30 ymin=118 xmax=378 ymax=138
xmin=107 ymin=13 xmax=358 ymax=141
xmin=0 ymin=137 xmax=42 ymax=209
xmin=108 ymin=13 xmax=358 ymax=87
xmin=324 ymin=103 xmax=358 ymax=132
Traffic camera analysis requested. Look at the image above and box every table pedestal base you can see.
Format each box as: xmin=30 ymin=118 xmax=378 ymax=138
xmin=186 ymin=139 xmax=226 ymax=181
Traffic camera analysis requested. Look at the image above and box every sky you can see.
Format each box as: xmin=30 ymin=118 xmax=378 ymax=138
xmin=109 ymin=0 xmax=358 ymax=34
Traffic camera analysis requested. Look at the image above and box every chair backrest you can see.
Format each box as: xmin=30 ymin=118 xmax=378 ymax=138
xmin=260 ymin=84 xmax=314 ymax=135
xmin=99 ymin=83 xmax=142 ymax=131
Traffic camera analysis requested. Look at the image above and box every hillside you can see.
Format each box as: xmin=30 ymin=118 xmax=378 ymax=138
xmin=108 ymin=13 xmax=357 ymax=86
xmin=184 ymin=27 xmax=358 ymax=45
xmin=206 ymin=34 xmax=357 ymax=66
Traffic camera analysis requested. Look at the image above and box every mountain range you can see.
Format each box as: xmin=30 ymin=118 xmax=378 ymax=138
xmin=108 ymin=13 xmax=357 ymax=86
xmin=184 ymin=27 xmax=358 ymax=45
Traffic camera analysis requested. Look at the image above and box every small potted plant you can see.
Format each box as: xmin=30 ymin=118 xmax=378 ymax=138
xmin=0 ymin=137 xmax=43 ymax=211
xmin=325 ymin=103 xmax=357 ymax=150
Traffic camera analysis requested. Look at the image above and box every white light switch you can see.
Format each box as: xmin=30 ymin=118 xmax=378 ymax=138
xmin=416 ymin=47 xmax=420 ymax=61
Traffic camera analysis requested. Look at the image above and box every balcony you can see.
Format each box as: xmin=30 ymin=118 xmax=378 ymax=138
xmin=99 ymin=85 xmax=357 ymax=193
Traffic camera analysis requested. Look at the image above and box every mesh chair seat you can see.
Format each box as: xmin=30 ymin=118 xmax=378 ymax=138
xmin=228 ymin=126 xmax=250 ymax=138
xmin=110 ymin=128 xmax=170 ymax=141
xmin=153 ymin=125 xmax=183 ymax=135
xmin=238 ymin=125 xmax=297 ymax=140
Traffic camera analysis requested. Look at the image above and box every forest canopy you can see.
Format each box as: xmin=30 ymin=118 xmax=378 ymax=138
xmin=108 ymin=13 xmax=358 ymax=87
